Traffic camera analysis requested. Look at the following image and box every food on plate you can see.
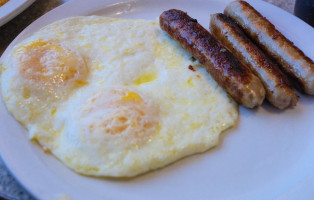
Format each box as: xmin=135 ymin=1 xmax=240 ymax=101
xmin=0 ymin=0 xmax=9 ymax=7
xmin=210 ymin=13 xmax=298 ymax=109
xmin=0 ymin=16 xmax=238 ymax=177
xmin=160 ymin=9 xmax=265 ymax=108
xmin=225 ymin=0 xmax=314 ymax=95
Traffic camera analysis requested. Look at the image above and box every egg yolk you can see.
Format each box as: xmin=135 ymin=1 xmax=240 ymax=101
xmin=15 ymin=40 xmax=87 ymax=88
xmin=121 ymin=91 xmax=142 ymax=101
xmin=134 ymin=71 xmax=157 ymax=85
xmin=80 ymin=89 xmax=159 ymax=143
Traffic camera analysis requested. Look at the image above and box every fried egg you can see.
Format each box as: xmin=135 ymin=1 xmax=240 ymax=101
xmin=1 ymin=16 xmax=238 ymax=177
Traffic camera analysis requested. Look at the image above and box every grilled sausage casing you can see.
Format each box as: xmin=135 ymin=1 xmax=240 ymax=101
xmin=159 ymin=9 xmax=265 ymax=108
xmin=224 ymin=0 xmax=314 ymax=95
xmin=210 ymin=13 xmax=298 ymax=109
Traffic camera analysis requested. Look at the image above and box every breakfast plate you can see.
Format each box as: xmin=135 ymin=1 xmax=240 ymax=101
xmin=1 ymin=0 xmax=314 ymax=199
xmin=0 ymin=0 xmax=35 ymax=27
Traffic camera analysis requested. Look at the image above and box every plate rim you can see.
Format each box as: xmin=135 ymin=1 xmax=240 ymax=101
xmin=0 ymin=0 xmax=36 ymax=27
xmin=1 ymin=0 xmax=314 ymax=199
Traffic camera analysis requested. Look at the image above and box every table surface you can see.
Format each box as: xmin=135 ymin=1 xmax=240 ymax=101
xmin=0 ymin=0 xmax=296 ymax=199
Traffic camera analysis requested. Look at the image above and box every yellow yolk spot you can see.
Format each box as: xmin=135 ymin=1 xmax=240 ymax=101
xmin=22 ymin=41 xmax=48 ymax=49
xmin=154 ymin=42 xmax=184 ymax=68
xmin=134 ymin=43 xmax=144 ymax=48
xmin=22 ymin=87 xmax=31 ymax=99
xmin=134 ymin=71 xmax=157 ymax=85
xmin=190 ymin=122 xmax=205 ymax=130
xmin=121 ymin=91 xmax=142 ymax=102
xmin=0 ymin=66 xmax=7 ymax=75
xmin=56 ymin=32 xmax=64 ymax=38
xmin=187 ymin=78 xmax=195 ymax=87
xmin=92 ymin=62 xmax=104 ymax=71
xmin=122 ymin=48 xmax=136 ymax=56
xmin=74 ymin=80 xmax=89 ymax=86
xmin=14 ymin=40 xmax=87 ymax=88
xmin=51 ymin=108 xmax=57 ymax=116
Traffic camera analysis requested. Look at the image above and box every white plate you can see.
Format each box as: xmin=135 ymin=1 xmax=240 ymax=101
xmin=1 ymin=0 xmax=314 ymax=199
xmin=0 ymin=0 xmax=35 ymax=27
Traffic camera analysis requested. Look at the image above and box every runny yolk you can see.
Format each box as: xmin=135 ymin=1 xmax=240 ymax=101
xmin=134 ymin=71 xmax=157 ymax=85
xmin=121 ymin=91 xmax=142 ymax=102
xmin=15 ymin=40 xmax=86 ymax=87
xmin=81 ymin=89 xmax=158 ymax=139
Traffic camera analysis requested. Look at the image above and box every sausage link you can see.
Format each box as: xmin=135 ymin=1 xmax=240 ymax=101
xmin=224 ymin=0 xmax=314 ymax=94
xmin=210 ymin=13 xmax=298 ymax=109
xmin=159 ymin=9 xmax=265 ymax=108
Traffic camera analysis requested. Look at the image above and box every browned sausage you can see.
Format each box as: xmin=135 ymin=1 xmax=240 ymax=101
xmin=224 ymin=0 xmax=314 ymax=94
xmin=210 ymin=13 xmax=298 ymax=109
xmin=159 ymin=9 xmax=265 ymax=108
